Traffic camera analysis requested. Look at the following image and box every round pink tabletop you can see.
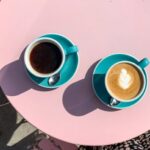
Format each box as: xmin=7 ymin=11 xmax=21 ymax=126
xmin=0 ymin=0 xmax=150 ymax=146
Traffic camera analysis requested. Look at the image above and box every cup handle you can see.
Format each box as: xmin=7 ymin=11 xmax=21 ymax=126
xmin=109 ymin=98 xmax=120 ymax=106
xmin=66 ymin=45 xmax=78 ymax=55
xmin=138 ymin=58 xmax=150 ymax=69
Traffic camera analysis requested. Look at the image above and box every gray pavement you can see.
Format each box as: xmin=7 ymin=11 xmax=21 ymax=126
xmin=0 ymin=87 xmax=42 ymax=150
xmin=0 ymin=88 xmax=78 ymax=150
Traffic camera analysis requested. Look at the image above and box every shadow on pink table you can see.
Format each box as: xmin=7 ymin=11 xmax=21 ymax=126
xmin=0 ymin=49 xmax=118 ymax=117
xmin=0 ymin=50 xmax=53 ymax=96
xmin=63 ymin=60 xmax=119 ymax=116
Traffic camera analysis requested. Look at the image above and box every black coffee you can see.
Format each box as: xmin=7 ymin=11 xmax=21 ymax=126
xmin=30 ymin=42 xmax=62 ymax=74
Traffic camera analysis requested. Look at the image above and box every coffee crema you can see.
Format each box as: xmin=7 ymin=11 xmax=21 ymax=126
xmin=106 ymin=63 xmax=143 ymax=101
xmin=30 ymin=42 xmax=62 ymax=74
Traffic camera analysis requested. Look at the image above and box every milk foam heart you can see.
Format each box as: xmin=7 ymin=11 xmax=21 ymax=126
xmin=118 ymin=68 xmax=133 ymax=89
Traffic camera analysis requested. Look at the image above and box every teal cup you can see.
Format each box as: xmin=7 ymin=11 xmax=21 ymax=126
xmin=24 ymin=36 xmax=78 ymax=85
xmin=105 ymin=57 xmax=150 ymax=106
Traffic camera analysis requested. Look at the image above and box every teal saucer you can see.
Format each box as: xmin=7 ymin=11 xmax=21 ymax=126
xmin=92 ymin=54 xmax=147 ymax=109
xmin=26 ymin=34 xmax=79 ymax=88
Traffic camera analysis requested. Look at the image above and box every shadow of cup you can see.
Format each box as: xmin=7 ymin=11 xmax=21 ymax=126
xmin=63 ymin=60 xmax=117 ymax=116
xmin=0 ymin=49 xmax=53 ymax=97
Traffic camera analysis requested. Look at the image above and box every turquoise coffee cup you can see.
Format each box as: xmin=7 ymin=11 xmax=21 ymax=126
xmin=24 ymin=37 xmax=78 ymax=78
xmin=105 ymin=57 xmax=150 ymax=106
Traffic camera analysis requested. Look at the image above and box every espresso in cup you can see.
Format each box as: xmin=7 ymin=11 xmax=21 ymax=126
xmin=24 ymin=37 xmax=66 ymax=78
xmin=105 ymin=62 xmax=144 ymax=101
xmin=30 ymin=42 xmax=63 ymax=74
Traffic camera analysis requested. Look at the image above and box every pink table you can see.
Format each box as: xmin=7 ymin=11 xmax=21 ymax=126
xmin=0 ymin=0 xmax=150 ymax=146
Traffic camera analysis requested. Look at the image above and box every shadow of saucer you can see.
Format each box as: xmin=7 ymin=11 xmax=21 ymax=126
xmin=0 ymin=49 xmax=55 ymax=96
xmin=63 ymin=60 xmax=118 ymax=116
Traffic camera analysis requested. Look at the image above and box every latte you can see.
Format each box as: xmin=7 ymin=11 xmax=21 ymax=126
xmin=106 ymin=63 xmax=144 ymax=101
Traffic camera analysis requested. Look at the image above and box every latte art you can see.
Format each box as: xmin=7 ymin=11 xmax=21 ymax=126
xmin=118 ymin=68 xmax=133 ymax=89
xmin=106 ymin=63 xmax=144 ymax=101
